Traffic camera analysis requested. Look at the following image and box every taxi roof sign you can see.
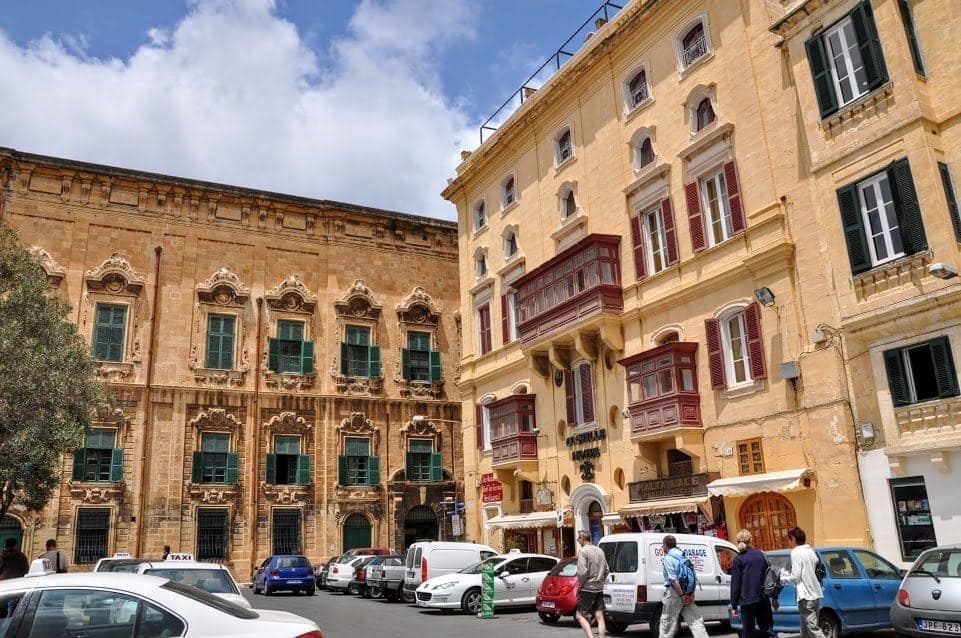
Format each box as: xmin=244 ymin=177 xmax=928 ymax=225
xmin=113 ymin=552 xmax=132 ymax=558
xmin=25 ymin=558 xmax=54 ymax=578
xmin=165 ymin=553 xmax=195 ymax=562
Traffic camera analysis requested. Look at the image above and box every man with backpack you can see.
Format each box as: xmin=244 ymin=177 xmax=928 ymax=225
xmin=780 ymin=526 xmax=826 ymax=638
xmin=659 ymin=535 xmax=708 ymax=638
xmin=730 ymin=529 xmax=777 ymax=638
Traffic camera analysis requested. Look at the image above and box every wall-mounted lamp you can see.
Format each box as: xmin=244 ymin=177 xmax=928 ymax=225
xmin=859 ymin=422 xmax=876 ymax=446
xmin=928 ymin=262 xmax=959 ymax=280
xmin=754 ymin=287 xmax=776 ymax=307
xmin=621 ymin=408 xmax=630 ymax=418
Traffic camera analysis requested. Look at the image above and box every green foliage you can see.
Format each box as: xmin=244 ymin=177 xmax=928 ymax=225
xmin=0 ymin=225 xmax=104 ymax=518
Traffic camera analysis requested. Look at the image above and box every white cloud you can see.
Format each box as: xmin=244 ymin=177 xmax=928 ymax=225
xmin=0 ymin=0 xmax=476 ymax=219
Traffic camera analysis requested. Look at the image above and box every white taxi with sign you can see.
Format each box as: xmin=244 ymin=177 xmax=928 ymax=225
xmin=0 ymin=562 xmax=322 ymax=637
xmin=92 ymin=552 xmax=151 ymax=573
xmin=134 ymin=554 xmax=252 ymax=609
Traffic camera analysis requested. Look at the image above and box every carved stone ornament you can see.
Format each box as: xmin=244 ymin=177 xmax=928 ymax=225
xmin=265 ymin=275 xmax=317 ymax=313
xmin=400 ymin=418 xmax=441 ymax=438
xmin=92 ymin=406 xmax=133 ymax=442
xmin=396 ymin=287 xmax=440 ymax=326
xmin=85 ymin=253 xmax=145 ymax=295
xmin=334 ymin=504 xmax=383 ymax=522
xmin=29 ymin=246 xmax=66 ymax=286
xmin=196 ymin=267 xmax=250 ymax=306
xmin=190 ymin=408 xmax=242 ymax=432
xmin=330 ymin=371 xmax=382 ymax=396
xmin=334 ymin=279 xmax=383 ymax=321
xmin=264 ymin=411 xmax=311 ymax=434
xmin=68 ymin=484 xmax=123 ymax=503
xmin=262 ymin=484 xmax=310 ymax=505
xmin=188 ymin=485 xmax=239 ymax=504
xmin=264 ymin=371 xmax=315 ymax=391
xmin=94 ymin=362 xmax=135 ymax=382
xmin=337 ymin=412 xmax=380 ymax=453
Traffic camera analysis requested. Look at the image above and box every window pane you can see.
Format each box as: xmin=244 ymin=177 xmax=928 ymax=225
xmin=85 ymin=428 xmax=116 ymax=449
xmin=201 ymin=433 xmax=229 ymax=453
xmin=274 ymin=435 xmax=301 ymax=454
xmin=658 ymin=369 xmax=675 ymax=395
xmin=345 ymin=437 xmax=370 ymax=457
xmin=346 ymin=325 xmax=370 ymax=346
xmin=907 ymin=346 xmax=939 ymax=402
xmin=642 ymin=374 xmax=657 ymax=399
xmin=408 ymin=331 xmax=431 ymax=351
xmin=408 ymin=439 xmax=433 ymax=453
xmin=681 ymin=369 xmax=695 ymax=392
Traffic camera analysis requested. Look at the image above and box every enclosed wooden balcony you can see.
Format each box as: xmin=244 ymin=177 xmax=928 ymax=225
xmin=620 ymin=342 xmax=703 ymax=440
xmin=489 ymin=395 xmax=539 ymax=469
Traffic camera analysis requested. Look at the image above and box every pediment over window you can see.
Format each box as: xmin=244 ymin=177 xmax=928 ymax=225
xmin=265 ymin=274 xmax=317 ymax=313
xmin=190 ymin=408 xmax=242 ymax=432
xmin=85 ymin=253 xmax=144 ymax=295
xmin=400 ymin=418 xmax=441 ymax=437
xmin=337 ymin=412 xmax=381 ymax=453
xmin=396 ymin=287 xmax=440 ymax=326
xmin=196 ymin=267 xmax=250 ymax=307
xmin=264 ymin=410 xmax=311 ymax=434
xmin=29 ymin=247 xmax=66 ymax=286
xmin=334 ymin=279 xmax=383 ymax=320
xmin=91 ymin=406 xmax=133 ymax=442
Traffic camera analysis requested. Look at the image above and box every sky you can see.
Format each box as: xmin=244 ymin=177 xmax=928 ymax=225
xmin=0 ymin=0 xmax=622 ymax=219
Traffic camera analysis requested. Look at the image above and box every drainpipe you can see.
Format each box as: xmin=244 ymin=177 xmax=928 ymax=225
xmin=249 ymin=297 xmax=264 ymax=573
xmin=133 ymin=245 xmax=162 ymax=556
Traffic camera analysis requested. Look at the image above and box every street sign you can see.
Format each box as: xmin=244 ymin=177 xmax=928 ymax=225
xmin=451 ymin=514 xmax=463 ymax=537
xmin=556 ymin=508 xmax=564 ymax=528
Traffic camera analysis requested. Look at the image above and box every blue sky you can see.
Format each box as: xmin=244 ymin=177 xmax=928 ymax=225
xmin=0 ymin=1 xmax=621 ymax=218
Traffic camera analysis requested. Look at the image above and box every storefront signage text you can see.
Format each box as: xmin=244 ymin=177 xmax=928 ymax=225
xmin=481 ymin=473 xmax=503 ymax=503
xmin=565 ymin=428 xmax=607 ymax=447
xmin=628 ymin=473 xmax=713 ymax=502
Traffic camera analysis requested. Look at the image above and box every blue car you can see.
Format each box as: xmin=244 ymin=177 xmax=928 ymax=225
xmin=252 ymin=554 xmax=316 ymax=596
xmin=731 ymin=547 xmax=903 ymax=638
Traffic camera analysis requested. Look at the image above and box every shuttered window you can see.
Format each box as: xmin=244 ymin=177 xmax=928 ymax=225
xmin=501 ymin=292 xmax=520 ymax=345
xmin=268 ymin=320 xmax=314 ymax=374
xmin=266 ymin=435 xmax=309 ymax=486
xmin=938 ymin=162 xmax=961 ymax=242
xmin=565 ymin=362 xmax=596 ymax=427
xmin=630 ymin=200 xmax=679 ymax=279
xmin=706 ymin=302 xmax=766 ymax=389
xmin=688 ymin=162 xmax=745 ymax=252
xmin=205 ymin=314 xmax=236 ymax=370
xmin=897 ymin=0 xmax=925 ymax=77
xmin=339 ymin=437 xmax=379 ymax=485
xmin=402 ymin=331 xmax=439 ymax=382
xmin=341 ymin=325 xmax=380 ymax=378
xmin=72 ymin=428 xmax=123 ymax=483
xmin=92 ymin=303 xmax=127 ymax=362
xmin=192 ymin=433 xmax=238 ymax=485
xmin=407 ymin=439 xmax=441 ymax=482
xmin=477 ymin=304 xmax=492 ymax=355
xmin=805 ymin=1 xmax=888 ymax=118
xmin=884 ymin=337 xmax=959 ymax=407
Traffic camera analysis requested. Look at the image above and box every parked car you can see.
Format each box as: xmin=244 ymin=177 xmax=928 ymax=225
xmin=415 ymin=552 xmax=559 ymax=614
xmin=731 ymin=546 xmax=903 ymax=638
xmin=341 ymin=547 xmax=390 ymax=558
xmin=366 ymin=555 xmax=406 ymax=601
xmin=136 ymin=555 xmax=252 ymax=609
xmin=536 ymin=558 xmax=580 ymax=624
xmin=601 ymin=532 xmax=740 ymax=636
xmin=92 ymin=553 xmax=151 ymax=573
xmin=890 ymin=544 xmax=961 ymax=637
xmin=403 ymin=541 xmax=498 ymax=603
xmin=345 ymin=556 xmax=378 ymax=596
xmin=312 ymin=556 xmax=333 ymax=587
xmin=252 ymin=554 xmax=316 ymax=596
xmin=326 ymin=556 xmax=368 ymax=594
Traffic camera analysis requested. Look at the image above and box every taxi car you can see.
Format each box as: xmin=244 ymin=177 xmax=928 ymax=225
xmin=92 ymin=552 xmax=151 ymax=573
xmin=135 ymin=553 xmax=251 ymax=609
xmin=415 ymin=551 xmax=558 ymax=614
xmin=0 ymin=559 xmax=322 ymax=637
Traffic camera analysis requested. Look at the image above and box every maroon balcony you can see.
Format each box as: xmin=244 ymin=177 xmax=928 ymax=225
xmin=515 ymin=234 xmax=623 ymax=347
xmin=619 ymin=342 xmax=703 ymax=439
xmin=489 ymin=395 xmax=539 ymax=468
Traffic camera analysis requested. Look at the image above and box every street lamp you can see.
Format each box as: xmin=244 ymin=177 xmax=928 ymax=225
xmin=412 ymin=415 xmax=461 ymax=538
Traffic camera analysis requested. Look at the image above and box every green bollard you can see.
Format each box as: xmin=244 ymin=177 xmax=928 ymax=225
xmin=479 ymin=561 xmax=495 ymax=619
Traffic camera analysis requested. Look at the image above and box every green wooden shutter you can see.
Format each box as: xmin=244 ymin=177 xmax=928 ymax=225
xmin=221 ymin=317 xmax=235 ymax=369
xmin=338 ymin=455 xmax=348 ymax=485
xmin=883 ymin=348 xmax=909 ymax=407
xmin=836 ymin=182 xmax=872 ymax=274
xmin=851 ymin=0 xmax=889 ymax=92
xmin=72 ymin=449 xmax=87 ymax=481
xmin=429 ymin=453 xmax=443 ymax=482
xmin=401 ymin=348 xmax=411 ymax=380
xmin=265 ymin=453 xmax=277 ymax=484
xmin=429 ymin=350 xmax=441 ymax=382
xmin=805 ymin=34 xmax=838 ymax=118
xmin=191 ymin=451 xmax=203 ymax=483
xmin=897 ymin=0 xmax=925 ymax=76
xmin=369 ymin=345 xmax=381 ymax=378
xmin=268 ymin=338 xmax=280 ymax=372
xmin=206 ymin=326 xmax=221 ymax=369
xmin=888 ymin=159 xmax=928 ymax=255
xmin=296 ymin=455 xmax=311 ymax=485
xmin=938 ymin=162 xmax=961 ymax=242
xmin=930 ymin=337 xmax=960 ymax=399
xmin=405 ymin=452 xmax=415 ymax=479
xmin=225 ymin=453 xmax=239 ymax=484
xmin=340 ymin=342 xmax=349 ymax=375
xmin=109 ymin=449 xmax=124 ymax=482
xmin=367 ymin=456 xmax=380 ymax=485
xmin=302 ymin=341 xmax=315 ymax=374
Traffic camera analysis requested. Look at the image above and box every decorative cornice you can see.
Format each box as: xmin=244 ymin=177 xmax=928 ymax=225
xmin=85 ymin=253 xmax=145 ymax=295
xmin=334 ymin=279 xmax=383 ymax=320
xmin=196 ymin=267 xmax=250 ymax=306
xmin=190 ymin=408 xmax=242 ymax=431
xmin=29 ymin=246 xmax=66 ymax=285
xmin=264 ymin=411 xmax=311 ymax=433
xmin=265 ymin=274 xmax=317 ymax=313
xmin=396 ymin=286 xmax=440 ymax=326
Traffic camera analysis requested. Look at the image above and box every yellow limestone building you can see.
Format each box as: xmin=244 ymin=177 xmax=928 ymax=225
xmin=443 ymin=0 xmax=883 ymax=555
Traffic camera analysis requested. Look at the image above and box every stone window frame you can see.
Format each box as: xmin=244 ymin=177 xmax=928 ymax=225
xmin=262 ymin=411 xmax=313 ymax=496
xmin=68 ymin=407 xmax=131 ymax=499
xmin=622 ymin=62 xmax=653 ymax=115
xmin=264 ymin=274 xmax=318 ymax=391
xmin=673 ymin=13 xmax=714 ymax=77
xmin=394 ymin=287 xmax=444 ymax=398
xmin=500 ymin=171 xmax=519 ymax=213
xmin=189 ymin=267 xmax=251 ymax=387
xmin=399 ymin=417 xmax=445 ymax=482
xmin=186 ymin=409 xmax=243 ymax=495
xmin=82 ymin=253 xmax=146 ymax=382
xmin=331 ymin=280 xmax=384 ymax=395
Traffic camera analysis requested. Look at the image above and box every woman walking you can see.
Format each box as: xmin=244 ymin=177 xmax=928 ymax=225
xmin=730 ymin=530 xmax=776 ymax=638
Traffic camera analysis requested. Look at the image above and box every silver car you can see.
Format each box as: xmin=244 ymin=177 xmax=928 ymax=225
xmin=891 ymin=544 xmax=961 ymax=637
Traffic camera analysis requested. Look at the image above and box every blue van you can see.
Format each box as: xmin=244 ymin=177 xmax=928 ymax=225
xmin=252 ymin=554 xmax=316 ymax=595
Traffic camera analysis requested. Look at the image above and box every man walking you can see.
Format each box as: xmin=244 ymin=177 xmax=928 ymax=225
xmin=40 ymin=539 xmax=69 ymax=574
xmin=730 ymin=529 xmax=776 ymax=638
xmin=0 ymin=538 xmax=29 ymax=580
xmin=781 ymin=527 xmax=826 ymax=638
xmin=575 ymin=529 xmax=608 ymax=638
xmin=659 ymin=535 xmax=709 ymax=638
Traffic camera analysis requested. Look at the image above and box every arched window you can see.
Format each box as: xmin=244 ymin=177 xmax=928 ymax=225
xmin=682 ymin=23 xmax=707 ymax=67
xmin=502 ymin=176 xmax=516 ymax=208
xmin=475 ymin=252 xmax=488 ymax=278
xmin=563 ymin=190 xmax=577 ymax=218
xmin=504 ymin=230 xmax=518 ymax=259
xmin=627 ymin=69 xmax=649 ymax=109
xmin=556 ymin=129 xmax=573 ymax=164
xmin=637 ymin=138 xmax=655 ymax=169
xmin=473 ymin=200 xmax=486 ymax=230
xmin=739 ymin=493 xmax=797 ymax=551
xmin=565 ymin=362 xmax=596 ymax=427
xmin=695 ymin=98 xmax=715 ymax=131
xmin=657 ymin=330 xmax=680 ymax=345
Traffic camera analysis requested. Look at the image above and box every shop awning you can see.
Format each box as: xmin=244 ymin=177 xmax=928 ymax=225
xmin=602 ymin=512 xmax=625 ymax=525
xmin=618 ymin=495 xmax=711 ymax=518
xmin=485 ymin=511 xmax=558 ymax=530
xmin=707 ymin=468 xmax=814 ymax=497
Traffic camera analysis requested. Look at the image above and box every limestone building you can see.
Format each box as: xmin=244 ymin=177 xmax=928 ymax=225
xmin=0 ymin=147 xmax=461 ymax=576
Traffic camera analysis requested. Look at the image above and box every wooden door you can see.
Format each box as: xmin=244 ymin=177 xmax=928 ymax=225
xmin=738 ymin=492 xmax=797 ymax=551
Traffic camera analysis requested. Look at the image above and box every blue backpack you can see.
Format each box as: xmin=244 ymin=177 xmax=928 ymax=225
xmin=675 ymin=555 xmax=698 ymax=595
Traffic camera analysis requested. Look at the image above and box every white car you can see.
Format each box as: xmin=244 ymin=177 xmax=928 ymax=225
xmin=324 ymin=556 xmax=367 ymax=593
xmin=415 ymin=552 xmax=558 ymax=614
xmin=135 ymin=557 xmax=252 ymax=609
xmin=0 ymin=571 xmax=321 ymax=637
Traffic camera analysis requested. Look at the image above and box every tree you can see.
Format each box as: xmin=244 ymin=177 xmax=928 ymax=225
xmin=0 ymin=225 xmax=103 ymax=520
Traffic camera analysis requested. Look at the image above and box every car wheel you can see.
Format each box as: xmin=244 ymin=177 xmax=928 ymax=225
xmin=607 ymin=620 xmax=629 ymax=636
xmin=347 ymin=584 xmax=358 ymax=595
xmin=538 ymin=612 xmax=561 ymax=624
xmin=384 ymin=590 xmax=399 ymax=602
xmin=461 ymin=588 xmax=482 ymax=615
xmin=819 ymin=610 xmax=841 ymax=638
xmin=369 ymin=586 xmax=383 ymax=599
xmin=402 ymin=589 xmax=415 ymax=603
xmin=306 ymin=586 xmax=316 ymax=596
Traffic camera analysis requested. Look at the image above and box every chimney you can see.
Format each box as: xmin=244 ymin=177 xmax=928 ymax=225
xmin=594 ymin=17 xmax=608 ymax=30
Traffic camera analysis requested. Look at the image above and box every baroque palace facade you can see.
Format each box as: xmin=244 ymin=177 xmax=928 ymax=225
xmin=445 ymin=0 xmax=961 ymax=565
xmin=0 ymin=147 xmax=461 ymax=576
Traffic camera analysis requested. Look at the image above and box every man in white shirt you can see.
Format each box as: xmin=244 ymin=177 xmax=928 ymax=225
xmin=780 ymin=527 xmax=825 ymax=638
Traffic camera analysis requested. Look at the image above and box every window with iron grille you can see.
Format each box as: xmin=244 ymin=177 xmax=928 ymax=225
xmin=272 ymin=509 xmax=302 ymax=555
xmin=74 ymin=508 xmax=110 ymax=564
xmin=92 ymin=303 xmax=127 ymax=362
xmin=682 ymin=23 xmax=708 ymax=67
xmin=72 ymin=428 xmax=123 ymax=482
xmin=196 ymin=508 xmax=229 ymax=561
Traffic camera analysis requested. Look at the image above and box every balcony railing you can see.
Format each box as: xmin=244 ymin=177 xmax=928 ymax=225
xmin=515 ymin=234 xmax=623 ymax=347
xmin=682 ymin=35 xmax=707 ymax=67
xmin=620 ymin=342 xmax=702 ymax=439
xmin=894 ymin=397 xmax=961 ymax=442
xmin=492 ymin=432 xmax=539 ymax=467
xmin=519 ymin=499 xmax=535 ymax=513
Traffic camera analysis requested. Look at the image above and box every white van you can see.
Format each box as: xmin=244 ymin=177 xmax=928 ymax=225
xmin=600 ymin=532 xmax=739 ymax=636
xmin=402 ymin=541 xmax=498 ymax=602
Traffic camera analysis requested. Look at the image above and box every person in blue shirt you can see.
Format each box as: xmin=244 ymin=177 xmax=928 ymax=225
xmin=730 ymin=529 xmax=776 ymax=638
xmin=659 ymin=535 xmax=708 ymax=638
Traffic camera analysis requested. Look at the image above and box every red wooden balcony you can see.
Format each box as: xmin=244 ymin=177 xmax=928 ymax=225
xmin=488 ymin=395 xmax=539 ymax=468
xmin=619 ymin=342 xmax=703 ymax=439
xmin=515 ymin=234 xmax=623 ymax=347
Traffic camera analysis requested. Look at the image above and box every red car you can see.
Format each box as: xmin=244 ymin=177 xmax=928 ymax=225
xmin=536 ymin=558 xmax=580 ymax=624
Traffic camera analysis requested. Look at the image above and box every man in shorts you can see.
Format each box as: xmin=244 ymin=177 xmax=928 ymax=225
xmin=575 ymin=529 xmax=609 ymax=638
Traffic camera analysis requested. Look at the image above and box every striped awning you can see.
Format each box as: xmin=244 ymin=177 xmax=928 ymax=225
xmin=485 ymin=511 xmax=558 ymax=530
xmin=706 ymin=468 xmax=815 ymax=497
xmin=618 ymin=495 xmax=711 ymax=518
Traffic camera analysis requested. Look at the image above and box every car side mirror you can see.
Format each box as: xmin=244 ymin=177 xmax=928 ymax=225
xmin=499 ymin=570 xmax=510 ymax=579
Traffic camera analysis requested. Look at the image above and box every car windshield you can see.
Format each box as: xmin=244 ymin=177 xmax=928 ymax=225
xmin=549 ymin=560 xmax=578 ymax=577
xmin=160 ymin=581 xmax=259 ymax=619
xmin=911 ymin=549 xmax=961 ymax=578
xmin=276 ymin=556 xmax=310 ymax=568
xmin=144 ymin=568 xmax=239 ymax=594
xmin=336 ymin=555 xmax=355 ymax=564
xmin=98 ymin=559 xmax=149 ymax=573
xmin=460 ymin=557 xmax=505 ymax=575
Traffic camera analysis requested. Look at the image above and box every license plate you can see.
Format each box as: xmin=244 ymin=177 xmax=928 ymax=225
xmin=604 ymin=586 xmax=635 ymax=612
xmin=541 ymin=601 xmax=555 ymax=609
xmin=919 ymin=620 xmax=961 ymax=634
xmin=287 ymin=580 xmax=302 ymax=584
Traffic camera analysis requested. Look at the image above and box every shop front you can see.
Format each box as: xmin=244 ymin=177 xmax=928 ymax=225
xmin=620 ymin=472 xmax=719 ymax=535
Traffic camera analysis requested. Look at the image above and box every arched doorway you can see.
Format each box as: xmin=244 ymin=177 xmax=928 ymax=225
xmin=0 ymin=516 xmax=22 ymax=549
xmin=588 ymin=501 xmax=604 ymax=544
xmin=738 ymin=492 xmax=797 ymax=551
xmin=569 ymin=483 xmax=610 ymax=544
xmin=343 ymin=513 xmax=372 ymax=551
xmin=403 ymin=505 xmax=438 ymax=548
